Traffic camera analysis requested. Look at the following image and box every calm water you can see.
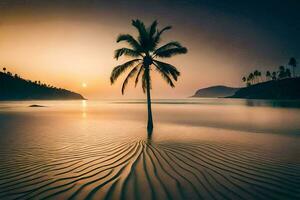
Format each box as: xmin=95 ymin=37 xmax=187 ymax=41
xmin=0 ymin=99 xmax=299 ymax=199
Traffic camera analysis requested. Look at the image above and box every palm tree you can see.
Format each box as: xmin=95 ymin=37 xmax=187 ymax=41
xmin=278 ymin=66 xmax=286 ymax=79
xmin=285 ymin=68 xmax=291 ymax=78
xmin=248 ymin=73 xmax=254 ymax=84
xmin=253 ymin=70 xmax=261 ymax=83
xmin=253 ymin=70 xmax=258 ymax=83
xmin=266 ymin=71 xmax=271 ymax=81
xmin=271 ymin=71 xmax=277 ymax=80
xmin=110 ymin=19 xmax=187 ymax=134
xmin=257 ymin=71 xmax=262 ymax=82
xmin=242 ymin=76 xmax=246 ymax=85
xmin=2 ymin=67 xmax=6 ymax=73
xmin=288 ymin=57 xmax=297 ymax=77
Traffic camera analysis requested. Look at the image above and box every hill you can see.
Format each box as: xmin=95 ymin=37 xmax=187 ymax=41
xmin=0 ymin=72 xmax=85 ymax=100
xmin=230 ymin=78 xmax=300 ymax=99
xmin=192 ymin=85 xmax=239 ymax=98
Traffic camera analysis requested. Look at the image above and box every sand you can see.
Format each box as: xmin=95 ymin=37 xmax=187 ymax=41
xmin=0 ymin=100 xmax=299 ymax=199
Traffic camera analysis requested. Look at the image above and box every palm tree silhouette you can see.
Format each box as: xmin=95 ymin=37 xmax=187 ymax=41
xmin=110 ymin=19 xmax=187 ymax=134
xmin=242 ymin=76 xmax=246 ymax=86
xmin=257 ymin=71 xmax=262 ymax=82
xmin=2 ymin=67 xmax=6 ymax=73
xmin=288 ymin=57 xmax=297 ymax=77
xmin=271 ymin=71 xmax=277 ymax=80
xmin=266 ymin=71 xmax=271 ymax=81
xmin=248 ymin=73 xmax=254 ymax=84
xmin=253 ymin=70 xmax=261 ymax=83
xmin=285 ymin=68 xmax=291 ymax=78
xmin=278 ymin=66 xmax=286 ymax=79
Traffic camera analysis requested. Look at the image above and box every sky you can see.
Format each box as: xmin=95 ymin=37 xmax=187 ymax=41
xmin=0 ymin=0 xmax=299 ymax=99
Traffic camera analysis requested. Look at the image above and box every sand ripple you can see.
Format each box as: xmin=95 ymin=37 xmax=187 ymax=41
xmin=0 ymin=139 xmax=299 ymax=200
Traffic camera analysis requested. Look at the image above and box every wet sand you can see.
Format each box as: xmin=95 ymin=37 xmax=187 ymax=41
xmin=0 ymin=100 xmax=299 ymax=199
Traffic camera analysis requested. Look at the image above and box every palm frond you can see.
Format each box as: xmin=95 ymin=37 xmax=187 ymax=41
xmin=153 ymin=25 xmax=172 ymax=47
xmin=155 ymin=67 xmax=175 ymax=87
xmin=110 ymin=59 xmax=141 ymax=84
xmin=148 ymin=20 xmax=158 ymax=38
xmin=153 ymin=41 xmax=183 ymax=55
xmin=142 ymin=71 xmax=146 ymax=93
xmin=132 ymin=19 xmax=149 ymax=50
xmin=121 ymin=65 xmax=139 ymax=94
xmin=154 ymin=47 xmax=187 ymax=58
xmin=116 ymin=34 xmax=142 ymax=52
xmin=153 ymin=60 xmax=180 ymax=81
xmin=155 ymin=47 xmax=187 ymax=58
xmin=147 ymin=20 xmax=159 ymax=51
xmin=114 ymin=48 xmax=141 ymax=60
xmin=159 ymin=26 xmax=172 ymax=34
xmin=135 ymin=64 xmax=144 ymax=87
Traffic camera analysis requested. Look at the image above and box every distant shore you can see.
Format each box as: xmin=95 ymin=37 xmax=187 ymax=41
xmin=0 ymin=71 xmax=85 ymax=101
xmin=192 ymin=77 xmax=300 ymax=100
xmin=230 ymin=77 xmax=300 ymax=100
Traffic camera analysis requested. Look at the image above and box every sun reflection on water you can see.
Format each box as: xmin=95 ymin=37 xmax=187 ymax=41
xmin=81 ymin=100 xmax=87 ymax=118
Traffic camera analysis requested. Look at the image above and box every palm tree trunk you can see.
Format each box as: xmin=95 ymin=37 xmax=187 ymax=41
xmin=145 ymin=66 xmax=153 ymax=135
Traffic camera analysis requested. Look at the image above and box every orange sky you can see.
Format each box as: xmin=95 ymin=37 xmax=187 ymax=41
xmin=0 ymin=2 xmax=298 ymax=99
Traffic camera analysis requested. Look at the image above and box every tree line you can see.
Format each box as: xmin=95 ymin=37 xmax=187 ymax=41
xmin=1 ymin=67 xmax=62 ymax=90
xmin=242 ymin=57 xmax=297 ymax=86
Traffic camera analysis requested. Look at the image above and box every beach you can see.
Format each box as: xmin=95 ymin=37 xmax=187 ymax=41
xmin=0 ymin=99 xmax=299 ymax=199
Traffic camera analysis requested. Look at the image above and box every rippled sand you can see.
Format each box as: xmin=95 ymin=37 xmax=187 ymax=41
xmin=0 ymin=100 xmax=299 ymax=199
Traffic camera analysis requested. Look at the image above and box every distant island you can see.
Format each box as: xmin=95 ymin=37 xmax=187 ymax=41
xmin=0 ymin=70 xmax=85 ymax=100
xmin=192 ymin=85 xmax=239 ymax=98
xmin=230 ymin=77 xmax=300 ymax=99
xmin=233 ymin=58 xmax=299 ymax=100
xmin=193 ymin=57 xmax=299 ymax=100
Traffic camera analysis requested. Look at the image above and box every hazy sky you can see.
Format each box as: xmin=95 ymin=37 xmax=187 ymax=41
xmin=0 ymin=0 xmax=299 ymax=99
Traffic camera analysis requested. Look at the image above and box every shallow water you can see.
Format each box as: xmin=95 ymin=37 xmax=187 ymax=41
xmin=0 ymin=99 xmax=299 ymax=199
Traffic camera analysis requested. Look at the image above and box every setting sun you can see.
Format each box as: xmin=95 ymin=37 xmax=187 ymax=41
xmin=82 ymin=83 xmax=87 ymax=88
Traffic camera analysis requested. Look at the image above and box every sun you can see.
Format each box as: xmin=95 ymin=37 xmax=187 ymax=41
xmin=82 ymin=83 xmax=87 ymax=88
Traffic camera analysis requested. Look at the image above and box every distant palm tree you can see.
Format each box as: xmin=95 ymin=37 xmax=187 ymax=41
xmin=288 ymin=57 xmax=297 ymax=77
xmin=248 ymin=73 xmax=254 ymax=84
xmin=278 ymin=66 xmax=286 ymax=79
xmin=285 ymin=68 xmax=291 ymax=78
xmin=110 ymin=19 xmax=187 ymax=134
xmin=271 ymin=71 xmax=277 ymax=80
xmin=2 ymin=67 xmax=6 ymax=73
xmin=242 ymin=76 xmax=246 ymax=85
xmin=253 ymin=70 xmax=260 ymax=83
xmin=266 ymin=71 xmax=271 ymax=81
xmin=257 ymin=71 xmax=262 ymax=82
xmin=246 ymin=77 xmax=251 ymax=86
